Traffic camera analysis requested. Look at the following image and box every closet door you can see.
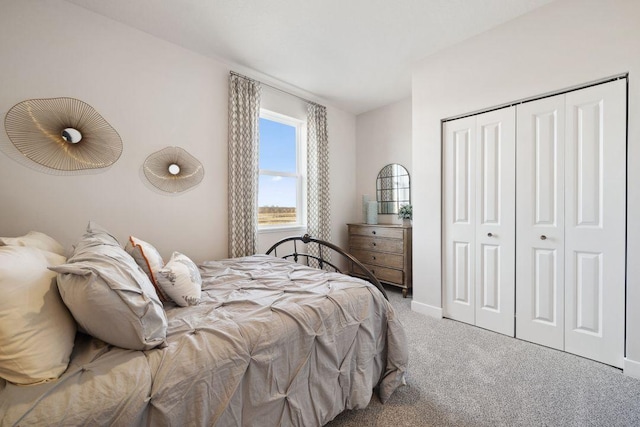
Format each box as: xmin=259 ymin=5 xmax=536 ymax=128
xmin=474 ymin=108 xmax=516 ymax=336
xmin=443 ymin=108 xmax=515 ymax=335
xmin=443 ymin=116 xmax=476 ymax=325
xmin=564 ymin=80 xmax=626 ymax=368
xmin=516 ymin=80 xmax=626 ymax=367
xmin=515 ymin=95 xmax=566 ymax=350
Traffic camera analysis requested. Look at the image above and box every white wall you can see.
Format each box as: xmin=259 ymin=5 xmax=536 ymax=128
xmin=411 ymin=0 xmax=640 ymax=376
xmin=356 ymin=98 xmax=412 ymax=225
xmin=0 ymin=0 xmax=357 ymax=264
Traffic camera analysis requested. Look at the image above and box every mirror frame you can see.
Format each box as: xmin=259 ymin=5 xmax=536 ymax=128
xmin=376 ymin=163 xmax=410 ymax=215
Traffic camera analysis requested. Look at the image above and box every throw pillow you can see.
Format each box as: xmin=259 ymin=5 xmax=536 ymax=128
xmin=125 ymin=236 xmax=168 ymax=302
xmin=156 ymin=252 xmax=202 ymax=307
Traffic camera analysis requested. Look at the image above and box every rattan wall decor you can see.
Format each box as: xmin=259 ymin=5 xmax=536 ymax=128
xmin=3 ymin=97 xmax=122 ymax=173
xmin=143 ymin=146 xmax=204 ymax=193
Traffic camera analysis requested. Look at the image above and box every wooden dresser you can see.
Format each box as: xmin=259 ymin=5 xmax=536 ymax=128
xmin=347 ymin=223 xmax=412 ymax=297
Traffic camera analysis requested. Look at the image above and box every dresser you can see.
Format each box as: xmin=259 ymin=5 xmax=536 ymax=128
xmin=347 ymin=223 xmax=412 ymax=297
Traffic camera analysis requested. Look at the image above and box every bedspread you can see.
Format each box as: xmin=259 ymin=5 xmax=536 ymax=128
xmin=0 ymin=255 xmax=408 ymax=426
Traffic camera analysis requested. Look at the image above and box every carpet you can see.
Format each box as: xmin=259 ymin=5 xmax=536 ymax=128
xmin=327 ymin=287 xmax=640 ymax=426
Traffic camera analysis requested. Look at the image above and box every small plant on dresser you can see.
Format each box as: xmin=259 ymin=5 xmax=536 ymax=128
xmin=398 ymin=204 xmax=412 ymax=220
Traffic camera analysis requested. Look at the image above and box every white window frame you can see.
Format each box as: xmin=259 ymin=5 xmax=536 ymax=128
xmin=258 ymin=109 xmax=307 ymax=232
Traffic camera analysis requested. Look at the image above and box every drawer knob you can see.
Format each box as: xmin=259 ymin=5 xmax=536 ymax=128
xmin=372 ymin=230 xmax=377 ymax=235
xmin=372 ymin=256 xmax=376 ymax=260
xmin=372 ymin=242 xmax=377 ymax=247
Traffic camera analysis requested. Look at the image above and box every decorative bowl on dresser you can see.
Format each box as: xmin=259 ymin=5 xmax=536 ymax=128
xmin=347 ymin=223 xmax=412 ymax=297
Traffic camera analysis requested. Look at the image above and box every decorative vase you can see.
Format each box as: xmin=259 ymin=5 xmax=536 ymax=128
xmin=366 ymin=201 xmax=378 ymax=225
xmin=402 ymin=218 xmax=412 ymax=226
xmin=362 ymin=195 xmax=371 ymax=223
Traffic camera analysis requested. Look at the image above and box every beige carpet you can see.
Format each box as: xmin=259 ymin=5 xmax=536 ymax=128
xmin=327 ymin=286 xmax=640 ymax=426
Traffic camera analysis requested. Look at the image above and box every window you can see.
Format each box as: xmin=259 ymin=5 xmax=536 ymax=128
xmin=258 ymin=110 xmax=305 ymax=229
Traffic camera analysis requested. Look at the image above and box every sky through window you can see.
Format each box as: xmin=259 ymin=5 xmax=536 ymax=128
xmin=259 ymin=117 xmax=297 ymax=208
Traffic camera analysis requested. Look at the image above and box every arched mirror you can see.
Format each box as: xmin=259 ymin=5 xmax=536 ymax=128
xmin=376 ymin=163 xmax=410 ymax=214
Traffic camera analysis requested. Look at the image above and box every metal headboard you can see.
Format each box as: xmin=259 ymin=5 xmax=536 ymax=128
xmin=265 ymin=234 xmax=388 ymax=300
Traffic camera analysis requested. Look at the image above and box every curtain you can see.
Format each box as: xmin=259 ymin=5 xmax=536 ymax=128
xmin=228 ymin=73 xmax=261 ymax=257
xmin=307 ymin=103 xmax=331 ymax=250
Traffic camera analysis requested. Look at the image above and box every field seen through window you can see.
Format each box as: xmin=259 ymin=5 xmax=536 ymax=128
xmin=258 ymin=206 xmax=297 ymax=225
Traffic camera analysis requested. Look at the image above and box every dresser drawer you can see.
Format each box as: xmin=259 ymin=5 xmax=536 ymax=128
xmin=353 ymin=263 xmax=404 ymax=285
xmin=347 ymin=223 xmax=412 ymax=297
xmin=351 ymin=248 xmax=404 ymax=269
xmin=350 ymin=235 xmax=403 ymax=254
xmin=348 ymin=225 xmax=404 ymax=240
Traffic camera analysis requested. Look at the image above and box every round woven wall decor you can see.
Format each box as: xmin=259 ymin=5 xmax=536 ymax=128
xmin=3 ymin=97 xmax=122 ymax=172
xmin=143 ymin=146 xmax=204 ymax=193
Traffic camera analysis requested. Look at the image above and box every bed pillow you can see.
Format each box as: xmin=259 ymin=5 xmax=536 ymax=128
xmin=73 ymin=221 xmax=120 ymax=249
xmin=0 ymin=231 xmax=65 ymax=256
xmin=0 ymin=246 xmax=76 ymax=385
xmin=51 ymin=222 xmax=167 ymax=350
xmin=125 ymin=236 xmax=169 ymax=302
xmin=156 ymin=252 xmax=202 ymax=307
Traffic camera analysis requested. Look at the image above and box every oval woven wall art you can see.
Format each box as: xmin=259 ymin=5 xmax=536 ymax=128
xmin=3 ymin=97 xmax=122 ymax=172
xmin=143 ymin=146 xmax=204 ymax=193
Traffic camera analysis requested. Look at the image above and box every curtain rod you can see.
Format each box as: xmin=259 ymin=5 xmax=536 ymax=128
xmin=230 ymin=71 xmax=322 ymax=107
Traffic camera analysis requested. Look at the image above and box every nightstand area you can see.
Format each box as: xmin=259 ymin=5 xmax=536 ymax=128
xmin=347 ymin=223 xmax=412 ymax=297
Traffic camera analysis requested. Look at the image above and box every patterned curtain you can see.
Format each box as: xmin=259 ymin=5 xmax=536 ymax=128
xmin=307 ymin=103 xmax=331 ymax=255
xmin=228 ymin=73 xmax=261 ymax=257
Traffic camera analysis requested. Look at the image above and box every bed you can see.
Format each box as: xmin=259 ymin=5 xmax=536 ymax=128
xmin=0 ymin=225 xmax=408 ymax=426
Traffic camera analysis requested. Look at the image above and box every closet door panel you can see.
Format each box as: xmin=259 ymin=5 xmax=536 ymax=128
xmin=475 ymin=108 xmax=516 ymax=336
xmin=443 ymin=116 xmax=476 ymax=325
xmin=533 ymin=248 xmax=559 ymax=322
xmin=564 ymin=80 xmax=626 ymax=368
xmin=516 ymin=95 xmax=565 ymax=350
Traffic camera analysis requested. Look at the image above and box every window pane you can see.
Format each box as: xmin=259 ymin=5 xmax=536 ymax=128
xmin=259 ymin=118 xmax=296 ymax=173
xmin=258 ymin=175 xmax=298 ymax=225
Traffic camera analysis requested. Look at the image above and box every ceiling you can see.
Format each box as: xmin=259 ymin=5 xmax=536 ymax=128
xmin=65 ymin=0 xmax=554 ymax=114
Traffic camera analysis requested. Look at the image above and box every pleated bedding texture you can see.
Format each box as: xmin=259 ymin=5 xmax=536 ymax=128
xmin=0 ymin=255 xmax=408 ymax=427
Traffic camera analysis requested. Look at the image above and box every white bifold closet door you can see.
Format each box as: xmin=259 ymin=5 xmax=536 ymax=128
xmin=516 ymin=80 xmax=626 ymax=368
xmin=443 ymin=107 xmax=516 ymax=336
xmin=515 ymin=94 xmax=566 ymax=350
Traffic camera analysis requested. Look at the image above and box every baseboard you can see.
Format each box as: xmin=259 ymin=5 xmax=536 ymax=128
xmin=624 ymin=358 xmax=640 ymax=379
xmin=411 ymin=300 xmax=442 ymax=318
